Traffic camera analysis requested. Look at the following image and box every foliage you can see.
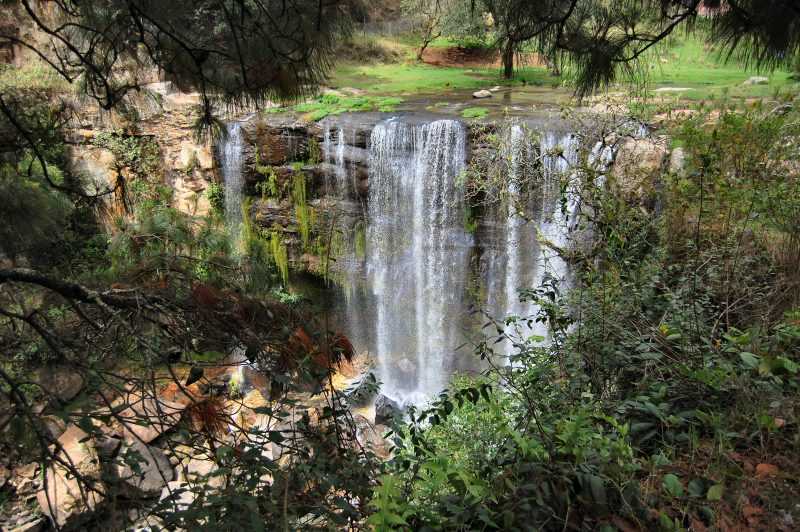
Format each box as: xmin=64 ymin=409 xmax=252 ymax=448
xmin=206 ymin=181 xmax=225 ymax=217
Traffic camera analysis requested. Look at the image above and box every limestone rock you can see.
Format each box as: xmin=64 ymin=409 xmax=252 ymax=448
xmin=743 ymin=76 xmax=769 ymax=85
xmin=473 ymin=90 xmax=492 ymax=99
xmin=159 ymin=480 xmax=196 ymax=513
xmin=112 ymin=391 xmax=187 ymax=444
xmin=9 ymin=517 xmax=46 ymax=532
xmin=374 ymin=395 xmax=401 ymax=426
xmin=36 ymin=425 xmax=105 ymax=529
xmin=36 ymin=366 xmax=84 ymax=404
xmin=611 ymin=136 xmax=669 ymax=200
xmin=114 ymin=439 xmax=173 ymax=497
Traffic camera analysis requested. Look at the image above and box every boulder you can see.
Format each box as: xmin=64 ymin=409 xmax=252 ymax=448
xmin=374 ymin=395 xmax=401 ymax=426
xmin=743 ymin=76 xmax=769 ymax=85
xmin=182 ymin=456 xmax=224 ymax=488
xmin=41 ymin=415 xmax=67 ymax=440
xmin=112 ymin=391 xmax=187 ymax=444
xmin=472 ymin=90 xmax=492 ymax=99
xmin=357 ymin=423 xmax=392 ymax=460
xmin=669 ymin=147 xmax=686 ymax=176
xmin=36 ymin=366 xmax=84 ymax=404
xmin=159 ymin=480 xmax=197 ymax=513
xmin=36 ymin=425 xmax=105 ymax=528
xmin=346 ymin=373 xmax=378 ymax=407
xmin=114 ymin=439 xmax=174 ymax=497
xmin=611 ymin=136 xmax=669 ymax=200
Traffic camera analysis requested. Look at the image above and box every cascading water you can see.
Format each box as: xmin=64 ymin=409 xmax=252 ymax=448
xmin=483 ymin=125 xmax=579 ymax=354
xmin=219 ymin=122 xmax=245 ymax=245
xmin=365 ymin=119 xmax=471 ymax=404
xmin=322 ymin=123 xmax=350 ymax=196
xmin=329 ymin=116 xmax=614 ymax=405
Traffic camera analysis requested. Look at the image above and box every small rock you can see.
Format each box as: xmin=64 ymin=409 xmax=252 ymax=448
xmin=472 ymin=90 xmax=492 ymax=99
xmin=114 ymin=439 xmax=173 ymax=497
xmin=374 ymin=395 xmax=401 ymax=426
xmin=159 ymin=480 xmax=196 ymax=513
xmin=743 ymin=76 xmax=769 ymax=85
xmin=9 ymin=517 xmax=46 ymax=532
xmin=489 ymin=86 xmax=502 ymax=92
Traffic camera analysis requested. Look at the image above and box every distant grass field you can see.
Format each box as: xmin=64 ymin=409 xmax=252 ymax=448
xmin=330 ymin=63 xmax=556 ymax=95
xmin=328 ymin=32 xmax=799 ymax=102
xmin=642 ymin=36 xmax=798 ymax=100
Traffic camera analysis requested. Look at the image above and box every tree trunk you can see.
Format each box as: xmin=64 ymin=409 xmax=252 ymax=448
xmin=502 ymin=41 xmax=515 ymax=79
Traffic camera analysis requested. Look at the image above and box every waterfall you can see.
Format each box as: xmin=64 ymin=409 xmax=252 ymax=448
xmin=365 ymin=119 xmax=471 ymax=404
xmin=219 ymin=122 xmax=244 ymax=245
xmin=484 ymin=126 xmax=582 ymax=353
xmin=322 ymin=122 xmax=349 ymax=196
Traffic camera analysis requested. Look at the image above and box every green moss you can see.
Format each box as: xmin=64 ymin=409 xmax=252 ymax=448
xmin=462 ymin=107 xmax=489 ymax=119
xmin=206 ymin=181 xmax=225 ymax=216
xmin=307 ymin=137 xmax=322 ymax=165
xmin=265 ymin=94 xmax=405 ymax=121
xmin=269 ymin=230 xmax=289 ymax=286
xmin=292 ymin=172 xmax=314 ymax=250
xmin=354 ymin=220 xmax=367 ymax=259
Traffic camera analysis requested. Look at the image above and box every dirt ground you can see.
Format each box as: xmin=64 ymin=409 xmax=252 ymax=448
xmin=421 ymin=45 xmax=546 ymax=69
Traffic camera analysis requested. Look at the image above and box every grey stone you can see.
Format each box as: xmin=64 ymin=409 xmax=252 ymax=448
xmin=743 ymin=76 xmax=769 ymax=85
xmin=472 ymin=90 xmax=492 ymax=99
xmin=114 ymin=439 xmax=173 ymax=497
xmin=374 ymin=395 xmax=401 ymax=426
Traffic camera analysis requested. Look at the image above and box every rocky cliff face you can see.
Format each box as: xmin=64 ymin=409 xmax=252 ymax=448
xmin=65 ymin=82 xmax=217 ymax=219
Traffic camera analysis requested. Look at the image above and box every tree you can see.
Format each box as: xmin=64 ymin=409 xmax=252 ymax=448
xmin=477 ymin=0 xmax=800 ymax=92
xmin=404 ymin=0 xmax=447 ymax=61
xmin=482 ymin=0 xmax=571 ymax=79
xmin=1 ymin=0 xmax=359 ymax=127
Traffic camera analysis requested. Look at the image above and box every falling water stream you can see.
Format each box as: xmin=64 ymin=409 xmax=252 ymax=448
xmin=219 ymin=122 xmax=244 ymax=246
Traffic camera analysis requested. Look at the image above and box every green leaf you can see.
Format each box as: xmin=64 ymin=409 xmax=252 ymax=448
xmin=663 ymin=474 xmax=684 ymax=498
xmin=739 ymin=352 xmax=760 ymax=369
xmin=706 ymin=484 xmax=724 ymax=501
xmin=688 ymin=478 xmax=706 ymax=498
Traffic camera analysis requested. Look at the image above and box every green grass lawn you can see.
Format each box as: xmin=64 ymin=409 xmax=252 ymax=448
xmin=638 ymin=36 xmax=798 ymax=100
xmin=329 ymin=63 xmax=556 ymax=95
xmin=327 ymin=33 xmax=798 ymax=102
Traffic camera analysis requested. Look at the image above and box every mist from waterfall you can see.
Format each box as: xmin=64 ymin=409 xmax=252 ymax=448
xmin=219 ymin=122 xmax=244 ymax=247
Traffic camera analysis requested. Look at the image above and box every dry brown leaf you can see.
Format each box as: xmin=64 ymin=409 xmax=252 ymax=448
xmin=755 ymin=463 xmax=779 ymax=478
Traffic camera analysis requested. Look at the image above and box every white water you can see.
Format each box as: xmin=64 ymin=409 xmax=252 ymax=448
xmin=322 ymin=123 xmax=352 ymax=196
xmin=219 ymin=122 xmax=245 ymax=245
xmin=325 ymin=118 xmax=606 ymax=405
xmin=365 ymin=119 xmax=472 ymax=404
